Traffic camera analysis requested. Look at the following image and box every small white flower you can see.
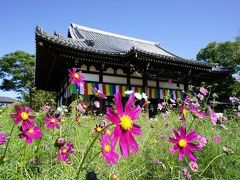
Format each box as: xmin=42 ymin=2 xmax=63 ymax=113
xmin=142 ymin=93 xmax=148 ymax=101
xmin=125 ymin=90 xmax=134 ymax=95
xmin=134 ymin=92 xmax=142 ymax=100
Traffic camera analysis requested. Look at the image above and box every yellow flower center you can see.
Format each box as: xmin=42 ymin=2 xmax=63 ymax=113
xmin=178 ymin=139 xmax=187 ymax=148
xmin=104 ymin=145 xmax=111 ymax=153
xmin=20 ymin=112 xmax=29 ymax=120
xmin=96 ymin=127 xmax=102 ymax=132
xmin=182 ymin=109 xmax=187 ymax=116
xmin=120 ymin=115 xmax=133 ymax=131
xmin=62 ymin=148 xmax=67 ymax=154
xmin=28 ymin=129 xmax=34 ymax=134
xmin=74 ymin=73 xmax=79 ymax=79
xmin=50 ymin=118 xmax=56 ymax=123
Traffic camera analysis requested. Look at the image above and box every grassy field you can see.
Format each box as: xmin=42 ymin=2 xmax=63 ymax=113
xmin=0 ymin=104 xmax=240 ymax=180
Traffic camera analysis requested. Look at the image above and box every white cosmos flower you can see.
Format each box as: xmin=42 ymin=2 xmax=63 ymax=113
xmin=134 ymin=92 xmax=142 ymax=100
xmin=125 ymin=90 xmax=134 ymax=95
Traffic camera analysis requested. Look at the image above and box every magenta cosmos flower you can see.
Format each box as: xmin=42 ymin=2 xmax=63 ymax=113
xmin=199 ymin=87 xmax=208 ymax=96
xmin=189 ymin=161 xmax=198 ymax=172
xmin=188 ymin=103 xmax=207 ymax=119
xmin=169 ymin=126 xmax=202 ymax=161
xmin=19 ymin=126 xmax=43 ymax=144
xmin=56 ymin=142 xmax=74 ymax=162
xmin=0 ymin=131 xmax=9 ymax=145
xmin=11 ymin=105 xmax=35 ymax=130
xmin=68 ymin=68 xmax=84 ymax=87
xmin=93 ymin=87 xmax=107 ymax=99
xmin=207 ymin=106 xmax=218 ymax=125
xmin=43 ymin=115 xmax=61 ymax=129
xmin=180 ymin=103 xmax=187 ymax=121
xmin=100 ymin=132 xmax=119 ymax=164
xmin=106 ymin=92 xmax=141 ymax=157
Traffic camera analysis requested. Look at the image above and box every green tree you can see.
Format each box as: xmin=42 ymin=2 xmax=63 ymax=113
xmin=0 ymin=51 xmax=56 ymax=110
xmin=0 ymin=51 xmax=34 ymax=94
xmin=196 ymin=37 xmax=240 ymax=97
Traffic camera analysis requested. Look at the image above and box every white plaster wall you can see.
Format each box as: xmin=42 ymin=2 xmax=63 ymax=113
xmin=83 ymin=73 xmax=99 ymax=82
xmin=103 ymin=75 xmax=127 ymax=84
xmin=130 ymin=78 xmax=143 ymax=86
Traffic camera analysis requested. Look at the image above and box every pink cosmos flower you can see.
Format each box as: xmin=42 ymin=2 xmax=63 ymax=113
xmin=77 ymin=103 xmax=84 ymax=112
xmin=182 ymin=168 xmax=192 ymax=180
xmin=207 ymin=106 xmax=218 ymax=125
xmin=180 ymin=103 xmax=187 ymax=121
xmin=213 ymin=135 xmax=221 ymax=144
xmin=43 ymin=115 xmax=61 ymax=129
xmin=229 ymin=96 xmax=239 ymax=103
xmin=56 ymin=142 xmax=74 ymax=162
xmin=197 ymin=93 xmax=204 ymax=100
xmin=237 ymin=112 xmax=240 ymax=118
xmin=0 ymin=131 xmax=9 ymax=145
xmin=169 ymin=126 xmax=202 ymax=161
xmin=11 ymin=105 xmax=35 ymax=130
xmin=94 ymin=101 xmax=100 ymax=108
xmin=188 ymin=103 xmax=208 ymax=119
xmin=19 ymin=126 xmax=43 ymax=144
xmin=189 ymin=161 xmax=198 ymax=172
xmin=196 ymin=134 xmax=207 ymax=148
xmin=92 ymin=87 xmax=107 ymax=99
xmin=100 ymin=132 xmax=119 ymax=164
xmin=41 ymin=104 xmax=51 ymax=112
xmin=199 ymin=87 xmax=208 ymax=96
xmin=106 ymin=92 xmax=141 ymax=157
xmin=68 ymin=68 xmax=84 ymax=87
xmin=157 ymin=103 xmax=163 ymax=111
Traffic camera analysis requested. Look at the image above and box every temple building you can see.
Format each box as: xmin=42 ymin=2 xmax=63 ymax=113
xmin=35 ymin=23 xmax=229 ymax=116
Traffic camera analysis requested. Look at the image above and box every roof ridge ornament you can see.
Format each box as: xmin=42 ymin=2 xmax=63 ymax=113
xmin=36 ymin=25 xmax=43 ymax=34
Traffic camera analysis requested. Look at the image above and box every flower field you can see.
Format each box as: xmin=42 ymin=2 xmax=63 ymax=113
xmin=0 ymin=68 xmax=240 ymax=179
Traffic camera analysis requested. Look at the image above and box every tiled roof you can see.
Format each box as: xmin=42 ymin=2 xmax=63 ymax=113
xmin=35 ymin=23 xmax=220 ymax=68
xmin=69 ymin=23 xmax=177 ymax=57
xmin=0 ymin=96 xmax=17 ymax=103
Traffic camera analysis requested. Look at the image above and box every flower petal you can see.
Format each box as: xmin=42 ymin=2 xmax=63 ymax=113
xmin=129 ymin=105 xmax=141 ymax=120
xmin=184 ymin=147 xmax=196 ymax=161
xmin=125 ymin=94 xmax=134 ymax=115
xmin=130 ymin=124 xmax=142 ymax=136
xmin=119 ymin=132 xmax=129 ymax=157
xmin=126 ymin=131 xmax=139 ymax=153
xmin=180 ymin=126 xmax=186 ymax=138
xmin=114 ymin=92 xmax=123 ymax=117
xmin=186 ymin=131 xmax=198 ymax=142
xmin=106 ymin=108 xmax=120 ymax=124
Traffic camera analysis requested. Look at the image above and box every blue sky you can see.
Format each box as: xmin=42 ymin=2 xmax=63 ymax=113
xmin=0 ymin=0 xmax=239 ymax=98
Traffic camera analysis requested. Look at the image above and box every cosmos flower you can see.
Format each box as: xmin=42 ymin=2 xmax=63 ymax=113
xmin=180 ymin=103 xmax=187 ymax=121
xmin=92 ymin=87 xmax=107 ymax=99
xmin=19 ymin=126 xmax=43 ymax=144
xmin=56 ymin=142 xmax=74 ymax=163
xmin=94 ymin=101 xmax=100 ymax=108
xmin=106 ymin=92 xmax=141 ymax=157
xmin=188 ymin=103 xmax=208 ymax=119
xmin=199 ymin=87 xmax=208 ymax=96
xmin=157 ymin=103 xmax=163 ymax=111
xmin=213 ymin=135 xmax=221 ymax=144
xmin=100 ymin=132 xmax=119 ymax=164
xmin=182 ymin=168 xmax=192 ymax=180
xmin=11 ymin=105 xmax=35 ymax=130
xmin=196 ymin=134 xmax=207 ymax=148
xmin=207 ymin=106 xmax=218 ymax=125
xmin=43 ymin=115 xmax=61 ymax=129
xmin=189 ymin=161 xmax=198 ymax=172
xmin=229 ymin=96 xmax=239 ymax=103
xmin=142 ymin=93 xmax=148 ymax=101
xmin=68 ymin=67 xmax=84 ymax=87
xmin=197 ymin=93 xmax=204 ymax=100
xmin=169 ymin=126 xmax=202 ymax=161
xmin=0 ymin=131 xmax=9 ymax=145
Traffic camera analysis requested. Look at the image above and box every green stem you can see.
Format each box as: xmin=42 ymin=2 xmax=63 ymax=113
xmin=85 ymin=151 xmax=101 ymax=169
xmin=75 ymin=133 xmax=101 ymax=179
xmin=187 ymin=117 xmax=195 ymax=132
xmin=75 ymin=124 xmax=112 ymax=179
xmin=1 ymin=124 xmax=15 ymax=162
xmin=199 ymin=153 xmax=225 ymax=176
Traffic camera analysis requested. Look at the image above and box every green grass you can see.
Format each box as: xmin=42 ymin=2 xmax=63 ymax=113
xmin=0 ymin=106 xmax=240 ymax=180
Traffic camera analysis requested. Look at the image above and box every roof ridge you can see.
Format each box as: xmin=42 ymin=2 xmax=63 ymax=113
xmin=70 ymin=23 xmax=157 ymax=45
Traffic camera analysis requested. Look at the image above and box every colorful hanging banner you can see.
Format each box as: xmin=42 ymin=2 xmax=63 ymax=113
xmin=62 ymin=81 xmax=184 ymax=100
